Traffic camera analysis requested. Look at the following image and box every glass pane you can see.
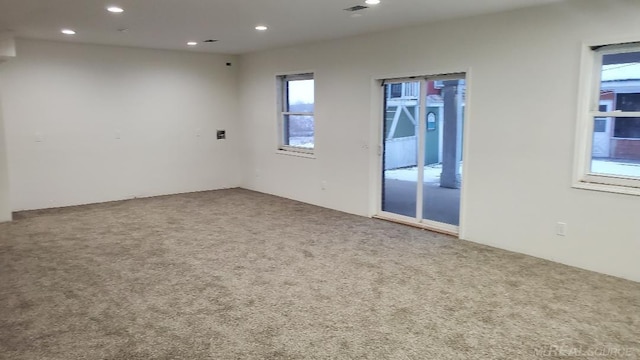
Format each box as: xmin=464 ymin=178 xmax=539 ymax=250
xmin=600 ymin=51 xmax=640 ymax=112
xmin=283 ymin=115 xmax=314 ymax=148
xmin=422 ymin=79 xmax=464 ymax=226
xmin=592 ymin=49 xmax=640 ymax=178
xmin=390 ymin=84 xmax=402 ymax=98
xmin=590 ymin=116 xmax=640 ymax=178
xmin=613 ymin=117 xmax=640 ymax=138
xmin=287 ymin=79 xmax=314 ymax=112
xmin=382 ymin=82 xmax=419 ymax=218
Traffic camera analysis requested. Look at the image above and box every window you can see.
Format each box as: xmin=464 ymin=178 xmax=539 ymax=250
xmin=614 ymin=94 xmax=640 ymax=138
xmin=594 ymin=105 xmax=608 ymax=133
xmin=389 ymin=83 xmax=402 ymax=98
xmin=427 ymin=112 xmax=437 ymax=131
xmin=277 ymin=73 xmax=314 ymax=153
xmin=574 ymin=41 xmax=640 ymax=195
xmin=594 ymin=119 xmax=607 ymax=133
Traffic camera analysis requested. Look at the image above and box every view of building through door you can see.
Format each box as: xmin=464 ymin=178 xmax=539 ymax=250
xmin=381 ymin=81 xmax=420 ymax=219
xmin=421 ymin=78 xmax=464 ymax=226
xmin=380 ymin=75 xmax=466 ymax=232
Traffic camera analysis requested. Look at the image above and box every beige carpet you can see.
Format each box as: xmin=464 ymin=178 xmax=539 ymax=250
xmin=0 ymin=189 xmax=638 ymax=359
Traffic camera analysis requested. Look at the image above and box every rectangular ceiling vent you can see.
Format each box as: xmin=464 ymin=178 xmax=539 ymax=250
xmin=344 ymin=5 xmax=369 ymax=12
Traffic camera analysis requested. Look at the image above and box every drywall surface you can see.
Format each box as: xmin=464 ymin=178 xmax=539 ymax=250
xmin=0 ymin=91 xmax=10 ymax=222
xmin=0 ymin=39 xmax=241 ymax=210
xmin=0 ymin=34 xmax=15 ymax=221
xmin=0 ymin=32 xmax=16 ymax=61
xmin=239 ymin=0 xmax=640 ymax=281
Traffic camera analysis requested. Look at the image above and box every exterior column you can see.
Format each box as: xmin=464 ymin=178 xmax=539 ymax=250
xmin=440 ymin=80 xmax=461 ymax=189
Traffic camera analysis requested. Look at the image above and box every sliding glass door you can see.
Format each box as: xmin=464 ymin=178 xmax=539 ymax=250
xmin=380 ymin=75 xmax=466 ymax=233
xmin=381 ymin=81 xmax=420 ymax=218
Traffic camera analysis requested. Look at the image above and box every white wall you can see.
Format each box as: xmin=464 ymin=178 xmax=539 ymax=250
xmin=0 ymin=33 xmax=16 ymax=60
xmin=0 ymin=93 xmax=11 ymax=222
xmin=0 ymin=39 xmax=241 ymax=210
xmin=239 ymin=0 xmax=640 ymax=282
xmin=0 ymin=33 xmax=15 ymax=222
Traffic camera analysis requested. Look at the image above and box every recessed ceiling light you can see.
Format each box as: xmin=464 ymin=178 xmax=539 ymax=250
xmin=255 ymin=25 xmax=268 ymax=31
xmin=61 ymin=29 xmax=76 ymax=35
xmin=107 ymin=6 xmax=124 ymax=13
xmin=365 ymin=0 xmax=381 ymax=4
xmin=187 ymin=41 xmax=198 ymax=46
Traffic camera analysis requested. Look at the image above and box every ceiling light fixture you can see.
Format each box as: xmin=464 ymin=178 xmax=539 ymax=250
xmin=107 ymin=6 xmax=124 ymax=13
xmin=61 ymin=29 xmax=76 ymax=35
xmin=187 ymin=41 xmax=198 ymax=46
xmin=255 ymin=25 xmax=268 ymax=31
xmin=365 ymin=0 xmax=381 ymax=4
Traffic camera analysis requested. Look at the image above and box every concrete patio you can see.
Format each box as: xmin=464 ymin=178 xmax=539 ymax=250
xmin=382 ymin=177 xmax=461 ymax=226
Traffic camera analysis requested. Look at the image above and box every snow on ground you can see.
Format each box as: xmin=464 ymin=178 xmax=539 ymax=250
xmin=386 ymin=160 xmax=640 ymax=182
xmin=288 ymin=137 xmax=314 ymax=149
xmin=385 ymin=163 xmax=462 ymax=183
xmin=591 ymin=160 xmax=640 ymax=178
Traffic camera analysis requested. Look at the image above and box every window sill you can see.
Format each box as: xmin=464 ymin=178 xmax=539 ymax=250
xmin=276 ymin=149 xmax=316 ymax=159
xmin=572 ymin=181 xmax=640 ymax=196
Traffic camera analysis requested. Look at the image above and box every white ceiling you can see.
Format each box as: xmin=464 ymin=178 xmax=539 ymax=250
xmin=0 ymin=0 xmax=563 ymax=55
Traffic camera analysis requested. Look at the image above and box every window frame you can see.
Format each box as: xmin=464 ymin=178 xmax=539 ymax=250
xmin=573 ymin=40 xmax=640 ymax=196
xmin=276 ymin=73 xmax=315 ymax=155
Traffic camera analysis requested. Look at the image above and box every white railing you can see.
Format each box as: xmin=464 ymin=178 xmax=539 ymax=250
xmin=388 ymin=82 xmax=420 ymax=100
xmin=384 ymin=136 xmax=417 ymax=170
xmin=403 ymin=82 xmax=419 ymax=98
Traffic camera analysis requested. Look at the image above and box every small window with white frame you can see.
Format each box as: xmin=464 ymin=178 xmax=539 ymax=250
xmin=277 ymin=73 xmax=315 ymax=153
xmin=574 ymin=41 xmax=640 ymax=195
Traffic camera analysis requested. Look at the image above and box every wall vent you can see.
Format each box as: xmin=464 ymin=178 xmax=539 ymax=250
xmin=344 ymin=5 xmax=369 ymax=12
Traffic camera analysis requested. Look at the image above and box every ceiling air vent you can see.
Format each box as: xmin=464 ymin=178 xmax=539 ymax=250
xmin=344 ymin=5 xmax=369 ymax=12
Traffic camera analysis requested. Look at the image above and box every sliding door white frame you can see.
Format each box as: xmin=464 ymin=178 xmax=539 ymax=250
xmin=372 ymin=71 xmax=472 ymax=238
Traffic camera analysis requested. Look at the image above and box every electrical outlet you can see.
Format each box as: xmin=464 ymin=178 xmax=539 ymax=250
xmin=217 ymin=130 xmax=226 ymax=140
xmin=556 ymin=222 xmax=567 ymax=236
xmin=321 ymin=181 xmax=327 ymax=190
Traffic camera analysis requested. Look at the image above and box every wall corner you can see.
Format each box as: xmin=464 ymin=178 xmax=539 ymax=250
xmin=0 ymin=32 xmax=14 ymax=222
